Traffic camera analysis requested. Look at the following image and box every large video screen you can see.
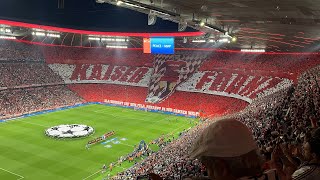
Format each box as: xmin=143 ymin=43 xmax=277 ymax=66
xmin=143 ymin=37 xmax=174 ymax=54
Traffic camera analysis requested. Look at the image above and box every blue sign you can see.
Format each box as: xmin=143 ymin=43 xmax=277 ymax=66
xmin=150 ymin=37 xmax=174 ymax=54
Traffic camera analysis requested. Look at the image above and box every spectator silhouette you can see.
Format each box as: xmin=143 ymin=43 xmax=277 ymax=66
xmin=190 ymin=118 xmax=279 ymax=180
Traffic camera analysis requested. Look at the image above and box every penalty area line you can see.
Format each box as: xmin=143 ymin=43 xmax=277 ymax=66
xmin=118 ymin=142 xmax=134 ymax=147
xmin=0 ymin=167 xmax=24 ymax=180
xmin=82 ymin=169 xmax=102 ymax=180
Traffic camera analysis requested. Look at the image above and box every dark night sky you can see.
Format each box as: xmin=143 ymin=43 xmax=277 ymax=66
xmin=0 ymin=0 xmax=197 ymax=32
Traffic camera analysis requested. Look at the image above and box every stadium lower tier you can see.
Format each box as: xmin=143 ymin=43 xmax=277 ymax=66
xmin=0 ymin=85 xmax=83 ymax=119
xmin=68 ymin=84 xmax=248 ymax=117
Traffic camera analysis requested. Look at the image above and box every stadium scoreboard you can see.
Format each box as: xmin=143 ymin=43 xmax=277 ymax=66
xmin=143 ymin=37 xmax=175 ymax=54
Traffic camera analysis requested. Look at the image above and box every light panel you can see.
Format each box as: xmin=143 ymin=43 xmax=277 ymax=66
xmin=106 ymin=45 xmax=128 ymax=49
xmin=47 ymin=33 xmax=60 ymax=38
xmin=88 ymin=37 xmax=100 ymax=41
xmin=0 ymin=35 xmax=16 ymax=39
xmin=241 ymin=49 xmax=266 ymax=52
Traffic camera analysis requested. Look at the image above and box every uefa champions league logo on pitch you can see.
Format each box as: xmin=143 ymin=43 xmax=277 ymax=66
xmin=45 ymin=124 xmax=94 ymax=139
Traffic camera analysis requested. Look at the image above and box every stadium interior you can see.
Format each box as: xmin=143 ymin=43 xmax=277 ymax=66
xmin=0 ymin=0 xmax=319 ymax=180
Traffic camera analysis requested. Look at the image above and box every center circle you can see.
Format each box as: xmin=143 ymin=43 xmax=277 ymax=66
xmin=45 ymin=124 xmax=94 ymax=139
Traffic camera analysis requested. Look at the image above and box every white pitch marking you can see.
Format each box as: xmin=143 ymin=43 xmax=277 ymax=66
xmin=114 ymin=165 xmax=126 ymax=170
xmin=82 ymin=169 xmax=102 ymax=180
xmin=0 ymin=167 xmax=24 ymax=180
xmin=118 ymin=142 xmax=134 ymax=147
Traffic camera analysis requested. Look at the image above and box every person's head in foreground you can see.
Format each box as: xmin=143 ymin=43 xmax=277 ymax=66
xmin=302 ymin=127 xmax=320 ymax=162
xmin=190 ymin=118 xmax=270 ymax=180
xmin=292 ymin=127 xmax=320 ymax=180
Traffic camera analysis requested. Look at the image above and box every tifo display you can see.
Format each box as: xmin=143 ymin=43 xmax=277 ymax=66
xmin=45 ymin=124 xmax=94 ymax=139
xmin=0 ymin=38 xmax=319 ymax=180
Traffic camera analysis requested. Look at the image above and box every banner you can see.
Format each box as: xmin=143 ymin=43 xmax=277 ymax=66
xmin=146 ymin=53 xmax=208 ymax=103
xmin=104 ymin=99 xmax=200 ymax=117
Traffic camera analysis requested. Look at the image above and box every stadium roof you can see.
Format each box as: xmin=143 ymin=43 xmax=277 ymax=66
xmin=0 ymin=0 xmax=320 ymax=52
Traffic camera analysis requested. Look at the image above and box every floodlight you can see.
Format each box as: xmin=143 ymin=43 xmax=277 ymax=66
xmin=116 ymin=0 xmax=123 ymax=6
xmin=241 ymin=49 xmax=265 ymax=52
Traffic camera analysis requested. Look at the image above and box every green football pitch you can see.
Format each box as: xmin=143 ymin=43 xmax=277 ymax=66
xmin=0 ymin=104 xmax=196 ymax=180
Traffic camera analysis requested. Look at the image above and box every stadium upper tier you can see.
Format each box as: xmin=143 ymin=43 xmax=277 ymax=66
xmin=0 ymin=40 xmax=319 ymax=119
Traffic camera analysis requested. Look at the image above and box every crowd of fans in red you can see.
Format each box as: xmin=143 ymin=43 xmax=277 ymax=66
xmin=0 ymin=41 xmax=44 ymax=61
xmin=111 ymin=65 xmax=320 ymax=179
xmin=68 ymin=84 xmax=248 ymax=117
xmin=43 ymin=46 xmax=153 ymax=67
xmin=0 ymin=47 xmax=83 ymax=118
xmin=0 ymin=63 xmax=63 ymax=88
xmin=0 ymin=85 xmax=83 ymax=118
xmin=0 ymin=40 xmax=320 ymax=179
xmin=199 ymin=52 xmax=320 ymax=79
xmin=0 ymin=64 xmax=249 ymax=119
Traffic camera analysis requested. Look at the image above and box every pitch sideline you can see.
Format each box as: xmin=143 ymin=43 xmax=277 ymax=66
xmin=0 ymin=167 xmax=24 ymax=180
xmin=82 ymin=169 xmax=102 ymax=180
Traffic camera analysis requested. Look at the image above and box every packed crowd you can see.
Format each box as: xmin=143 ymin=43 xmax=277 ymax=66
xmin=110 ymin=65 xmax=320 ymax=179
xmin=43 ymin=46 xmax=153 ymax=67
xmin=112 ymin=121 xmax=210 ymax=180
xmin=0 ymin=61 xmax=78 ymax=119
xmin=0 ymin=40 xmax=319 ymax=179
xmin=237 ymin=65 xmax=320 ymax=155
xmin=0 ymin=62 xmax=63 ymax=88
xmin=0 ymin=40 xmax=44 ymax=61
xmin=69 ymin=84 xmax=248 ymax=117
xmin=177 ymin=70 xmax=293 ymax=102
xmin=0 ymin=85 xmax=83 ymax=119
xmin=199 ymin=52 xmax=320 ymax=76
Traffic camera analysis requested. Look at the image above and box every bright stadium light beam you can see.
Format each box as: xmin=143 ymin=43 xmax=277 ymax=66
xmin=153 ymin=10 xmax=170 ymax=16
xmin=218 ymin=38 xmax=229 ymax=43
xmin=232 ymin=36 xmax=237 ymax=42
xmin=116 ymin=0 xmax=123 ymax=6
xmin=47 ymin=33 xmax=60 ymax=38
xmin=124 ymin=2 xmax=146 ymax=9
xmin=192 ymin=39 xmax=206 ymax=43
xmin=5 ymin=28 xmax=11 ymax=33
xmin=88 ymin=37 xmax=101 ymax=41
xmin=106 ymin=45 xmax=128 ymax=49
xmin=33 ymin=32 xmax=46 ymax=36
xmin=241 ymin=49 xmax=266 ymax=52
xmin=0 ymin=35 xmax=16 ymax=39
